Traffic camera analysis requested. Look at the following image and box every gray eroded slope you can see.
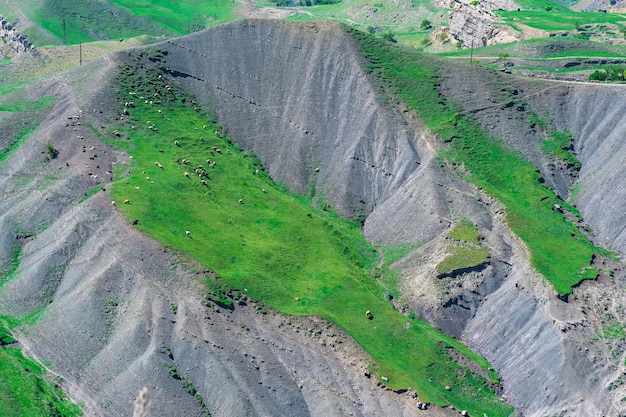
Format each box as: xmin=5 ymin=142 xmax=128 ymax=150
xmin=0 ymin=26 xmax=455 ymax=417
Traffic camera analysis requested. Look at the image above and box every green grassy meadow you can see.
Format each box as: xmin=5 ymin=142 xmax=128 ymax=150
xmin=106 ymin=54 xmax=513 ymax=415
xmin=497 ymin=7 xmax=626 ymax=33
xmin=348 ymin=28 xmax=606 ymax=295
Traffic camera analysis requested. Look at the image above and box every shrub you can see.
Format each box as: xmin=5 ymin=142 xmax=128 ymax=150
xmin=44 ymin=141 xmax=59 ymax=159
xmin=382 ymin=31 xmax=397 ymax=43
xmin=420 ymin=19 xmax=432 ymax=30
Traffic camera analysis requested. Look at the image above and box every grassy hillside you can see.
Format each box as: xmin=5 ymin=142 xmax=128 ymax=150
xmin=347 ymin=28 xmax=608 ymax=295
xmin=107 ymin=52 xmax=514 ymax=416
xmin=1 ymin=0 xmax=237 ymax=46
xmin=497 ymin=6 xmax=626 ymax=33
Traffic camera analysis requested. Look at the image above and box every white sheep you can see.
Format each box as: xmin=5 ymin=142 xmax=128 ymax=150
xmin=262 ymin=188 xmax=267 ymax=193
xmin=174 ymin=140 xmax=180 ymax=146
xmin=185 ymin=230 xmax=190 ymax=236
xmin=238 ymin=199 xmax=244 ymax=204
xmin=124 ymin=199 xmax=130 ymax=204
xmin=184 ymin=171 xmax=189 ymax=177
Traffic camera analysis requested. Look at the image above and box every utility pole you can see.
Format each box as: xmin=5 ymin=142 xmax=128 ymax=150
xmin=79 ymin=42 xmax=82 ymax=66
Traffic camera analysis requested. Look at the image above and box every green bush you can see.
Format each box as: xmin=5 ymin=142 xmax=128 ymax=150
xmin=44 ymin=141 xmax=59 ymax=159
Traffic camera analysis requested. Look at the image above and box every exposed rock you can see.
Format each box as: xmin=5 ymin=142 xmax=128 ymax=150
xmin=436 ymin=0 xmax=519 ymax=47
xmin=0 ymin=15 xmax=36 ymax=57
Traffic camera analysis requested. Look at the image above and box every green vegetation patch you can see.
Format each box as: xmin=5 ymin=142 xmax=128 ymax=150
xmin=0 ymin=323 xmax=82 ymax=417
xmin=0 ymin=86 xmax=56 ymax=168
xmin=348 ymin=27 xmax=604 ymax=295
xmin=17 ymin=0 xmax=236 ymax=45
xmin=376 ymin=242 xmax=422 ymax=298
xmin=437 ymin=220 xmax=489 ymax=276
xmin=602 ymin=322 xmax=626 ymax=339
xmin=542 ymin=129 xmax=581 ymax=170
xmin=496 ymin=4 xmax=626 ymax=33
xmin=0 ymin=92 xmax=55 ymax=113
xmin=448 ymin=219 xmax=482 ymax=244
xmin=109 ymin=0 xmax=237 ymax=35
xmin=109 ymin=53 xmax=511 ymax=415
xmin=437 ymin=245 xmax=490 ymax=276
xmin=589 ymin=66 xmax=626 ymax=81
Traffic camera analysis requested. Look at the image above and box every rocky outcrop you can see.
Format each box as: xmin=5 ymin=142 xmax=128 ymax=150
xmin=0 ymin=15 xmax=36 ymax=56
xmin=437 ymin=0 xmax=519 ymax=47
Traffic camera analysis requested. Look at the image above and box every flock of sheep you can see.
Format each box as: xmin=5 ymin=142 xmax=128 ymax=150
xmin=114 ymin=88 xmax=270 ymax=238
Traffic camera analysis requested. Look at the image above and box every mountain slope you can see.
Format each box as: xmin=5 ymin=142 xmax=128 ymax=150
xmin=2 ymin=18 xmax=626 ymax=417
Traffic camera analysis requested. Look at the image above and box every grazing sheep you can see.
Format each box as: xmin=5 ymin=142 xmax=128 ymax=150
xmin=154 ymin=162 xmax=163 ymax=169
xmin=365 ymin=310 xmax=373 ymax=319
xmin=124 ymin=199 xmax=130 ymax=204
xmin=238 ymin=199 xmax=244 ymax=204
xmin=111 ymin=201 xmax=116 ymax=206
xmin=185 ymin=230 xmax=190 ymax=236
xmin=201 ymin=180 xmax=207 ymax=186
xmin=157 ymin=109 xmax=162 ymax=114
xmin=262 ymin=188 xmax=267 ymax=193
xmin=174 ymin=140 xmax=180 ymax=146
xmin=215 ymin=148 xmax=221 ymax=153
xmin=184 ymin=171 xmax=189 ymax=177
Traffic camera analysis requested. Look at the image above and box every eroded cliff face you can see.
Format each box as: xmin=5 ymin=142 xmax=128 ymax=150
xmin=2 ymin=20 xmax=626 ymax=417
xmin=527 ymin=83 xmax=626 ymax=255
xmin=436 ymin=0 xmax=520 ymax=47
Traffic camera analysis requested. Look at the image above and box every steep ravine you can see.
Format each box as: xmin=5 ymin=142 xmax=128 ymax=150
xmin=2 ymin=19 xmax=626 ymax=417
